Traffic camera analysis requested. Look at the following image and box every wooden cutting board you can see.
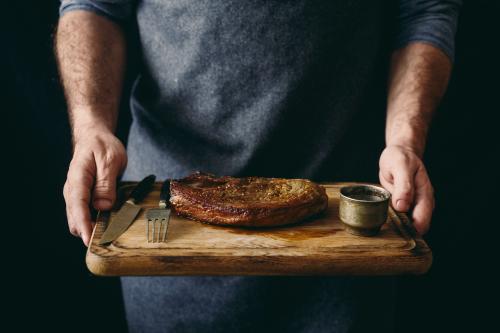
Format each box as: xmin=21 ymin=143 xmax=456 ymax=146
xmin=86 ymin=182 xmax=432 ymax=276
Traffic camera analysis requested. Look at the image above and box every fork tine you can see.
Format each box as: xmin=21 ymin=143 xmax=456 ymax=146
xmin=161 ymin=219 xmax=168 ymax=242
xmin=156 ymin=218 xmax=161 ymax=243
xmin=159 ymin=219 xmax=163 ymax=243
xmin=153 ymin=219 xmax=156 ymax=243
xmin=157 ymin=218 xmax=161 ymax=243
xmin=158 ymin=219 xmax=165 ymax=242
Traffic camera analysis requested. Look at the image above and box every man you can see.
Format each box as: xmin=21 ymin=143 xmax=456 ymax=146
xmin=56 ymin=0 xmax=460 ymax=331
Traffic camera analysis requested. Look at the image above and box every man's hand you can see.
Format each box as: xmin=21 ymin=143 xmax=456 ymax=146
xmin=382 ymin=42 xmax=452 ymax=235
xmin=63 ymin=125 xmax=127 ymax=246
xmin=379 ymin=145 xmax=434 ymax=235
xmin=56 ymin=11 xmax=127 ymax=246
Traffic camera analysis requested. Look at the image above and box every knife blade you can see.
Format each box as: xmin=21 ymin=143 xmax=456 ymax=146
xmin=99 ymin=175 xmax=156 ymax=245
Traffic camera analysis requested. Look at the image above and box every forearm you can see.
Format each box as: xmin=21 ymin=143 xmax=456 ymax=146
xmin=55 ymin=10 xmax=126 ymax=140
xmin=386 ymin=42 xmax=452 ymax=157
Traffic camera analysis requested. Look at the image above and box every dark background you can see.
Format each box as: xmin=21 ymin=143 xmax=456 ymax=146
xmin=4 ymin=0 xmax=498 ymax=331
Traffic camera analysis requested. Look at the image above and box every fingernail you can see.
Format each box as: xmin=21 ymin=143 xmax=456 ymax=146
xmin=94 ymin=199 xmax=111 ymax=208
xmin=396 ymin=199 xmax=409 ymax=211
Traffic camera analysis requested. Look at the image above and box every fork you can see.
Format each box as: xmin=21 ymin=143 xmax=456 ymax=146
xmin=146 ymin=179 xmax=171 ymax=242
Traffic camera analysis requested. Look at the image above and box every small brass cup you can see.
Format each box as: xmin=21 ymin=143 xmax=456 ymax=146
xmin=339 ymin=185 xmax=391 ymax=236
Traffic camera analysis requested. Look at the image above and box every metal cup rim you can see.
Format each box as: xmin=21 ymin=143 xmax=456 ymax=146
xmin=340 ymin=185 xmax=391 ymax=204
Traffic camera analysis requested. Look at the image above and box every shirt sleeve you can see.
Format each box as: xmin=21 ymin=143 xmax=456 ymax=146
xmin=59 ymin=0 xmax=134 ymax=23
xmin=396 ymin=0 xmax=462 ymax=61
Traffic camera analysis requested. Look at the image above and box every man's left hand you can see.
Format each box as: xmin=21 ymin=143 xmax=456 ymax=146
xmin=379 ymin=145 xmax=435 ymax=235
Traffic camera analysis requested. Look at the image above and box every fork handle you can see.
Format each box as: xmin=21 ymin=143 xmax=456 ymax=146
xmin=159 ymin=179 xmax=171 ymax=207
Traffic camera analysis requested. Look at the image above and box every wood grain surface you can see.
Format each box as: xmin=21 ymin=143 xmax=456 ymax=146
xmin=86 ymin=182 xmax=432 ymax=276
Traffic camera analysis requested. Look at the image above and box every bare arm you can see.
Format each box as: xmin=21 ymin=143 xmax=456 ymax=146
xmin=56 ymin=10 xmax=126 ymax=135
xmin=56 ymin=10 xmax=127 ymax=246
xmin=379 ymin=42 xmax=452 ymax=234
xmin=386 ymin=42 xmax=451 ymax=157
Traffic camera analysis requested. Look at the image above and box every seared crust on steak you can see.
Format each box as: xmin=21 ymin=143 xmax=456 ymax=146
xmin=170 ymin=172 xmax=328 ymax=227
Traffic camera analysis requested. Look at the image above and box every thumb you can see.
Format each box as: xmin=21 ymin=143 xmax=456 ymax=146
xmin=93 ymin=157 xmax=120 ymax=210
xmin=391 ymin=167 xmax=415 ymax=212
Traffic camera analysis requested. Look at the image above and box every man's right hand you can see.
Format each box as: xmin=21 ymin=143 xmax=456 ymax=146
xmin=63 ymin=125 xmax=127 ymax=246
xmin=56 ymin=10 xmax=128 ymax=246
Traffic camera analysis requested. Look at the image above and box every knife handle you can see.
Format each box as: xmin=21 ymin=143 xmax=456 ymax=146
xmin=159 ymin=179 xmax=171 ymax=207
xmin=129 ymin=174 xmax=156 ymax=203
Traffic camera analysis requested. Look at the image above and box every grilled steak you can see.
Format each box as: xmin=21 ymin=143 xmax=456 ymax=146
xmin=170 ymin=172 xmax=328 ymax=227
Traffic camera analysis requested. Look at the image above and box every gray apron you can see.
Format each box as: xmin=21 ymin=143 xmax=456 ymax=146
xmin=122 ymin=0 xmax=395 ymax=331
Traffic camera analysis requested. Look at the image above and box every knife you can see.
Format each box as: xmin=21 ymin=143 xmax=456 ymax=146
xmin=99 ymin=175 xmax=156 ymax=245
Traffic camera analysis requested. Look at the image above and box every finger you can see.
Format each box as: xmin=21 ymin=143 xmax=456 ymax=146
xmin=64 ymin=159 xmax=95 ymax=246
xmin=68 ymin=196 xmax=93 ymax=246
xmin=92 ymin=152 xmax=121 ymax=210
xmin=391 ymin=164 xmax=416 ymax=213
xmin=379 ymin=170 xmax=394 ymax=193
xmin=65 ymin=186 xmax=93 ymax=246
xmin=412 ymin=166 xmax=434 ymax=235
